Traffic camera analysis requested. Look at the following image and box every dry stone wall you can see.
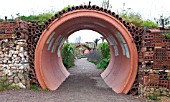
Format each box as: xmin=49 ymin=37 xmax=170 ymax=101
xmin=0 ymin=21 xmax=30 ymax=89
xmin=0 ymin=39 xmax=30 ymax=88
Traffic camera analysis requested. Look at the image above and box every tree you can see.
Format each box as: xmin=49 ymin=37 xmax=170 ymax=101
xmin=100 ymin=36 xmax=105 ymax=42
xmin=94 ymin=38 xmax=100 ymax=49
xmin=16 ymin=13 xmax=20 ymax=17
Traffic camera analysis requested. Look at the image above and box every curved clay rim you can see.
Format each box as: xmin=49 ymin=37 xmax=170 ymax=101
xmin=34 ymin=10 xmax=138 ymax=94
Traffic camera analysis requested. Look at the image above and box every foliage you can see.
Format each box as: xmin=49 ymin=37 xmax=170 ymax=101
xmin=100 ymin=37 xmax=105 ymax=42
xmin=62 ymin=43 xmax=75 ymax=69
xmin=20 ymin=13 xmax=53 ymax=24
xmin=0 ymin=19 xmax=3 ymax=22
xmin=164 ymin=33 xmax=170 ymax=39
xmin=0 ymin=77 xmax=20 ymax=90
xmin=120 ymin=12 xmax=143 ymax=26
xmin=87 ymin=42 xmax=110 ymax=70
xmin=141 ymin=20 xmax=158 ymax=28
xmin=43 ymin=88 xmax=49 ymax=91
xmin=30 ymin=85 xmax=40 ymax=91
xmin=87 ymin=50 xmax=102 ymax=65
xmin=167 ymin=75 xmax=170 ymax=80
xmin=94 ymin=38 xmax=100 ymax=49
xmin=97 ymin=42 xmax=110 ymax=58
xmin=148 ymin=94 xmax=160 ymax=101
xmin=19 ymin=5 xmax=72 ymax=25
xmin=77 ymin=55 xmax=86 ymax=59
xmin=61 ymin=5 xmax=72 ymax=12
xmin=120 ymin=11 xmax=158 ymax=27
xmin=96 ymin=42 xmax=110 ymax=70
xmin=30 ymin=85 xmax=49 ymax=91
xmin=97 ymin=55 xmax=110 ymax=71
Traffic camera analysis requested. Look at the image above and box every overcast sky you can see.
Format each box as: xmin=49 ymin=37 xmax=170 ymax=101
xmin=0 ymin=0 xmax=169 ymax=43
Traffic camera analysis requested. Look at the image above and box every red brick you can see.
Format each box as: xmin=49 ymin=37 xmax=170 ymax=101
xmin=143 ymin=76 xmax=149 ymax=86
xmin=149 ymin=74 xmax=160 ymax=84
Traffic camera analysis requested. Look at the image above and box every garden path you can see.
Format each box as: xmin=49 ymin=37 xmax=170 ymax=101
xmin=0 ymin=58 xmax=152 ymax=102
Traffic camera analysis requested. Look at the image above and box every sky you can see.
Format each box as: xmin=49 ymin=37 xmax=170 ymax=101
xmin=0 ymin=0 xmax=170 ymax=43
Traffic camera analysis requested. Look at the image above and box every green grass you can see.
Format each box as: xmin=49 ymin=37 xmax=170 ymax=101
xmin=43 ymin=88 xmax=49 ymax=91
xmin=30 ymin=85 xmax=49 ymax=91
xmin=7 ymin=85 xmax=20 ymax=90
xmin=30 ymin=85 xmax=40 ymax=91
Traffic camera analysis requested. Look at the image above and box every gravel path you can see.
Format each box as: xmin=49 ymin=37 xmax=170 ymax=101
xmin=0 ymin=58 xmax=153 ymax=102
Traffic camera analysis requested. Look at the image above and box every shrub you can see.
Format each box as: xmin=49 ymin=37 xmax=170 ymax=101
xmin=86 ymin=50 xmax=102 ymax=65
xmin=97 ymin=55 xmax=110 ymax=71
xmin=120 ymin=12 xmax=143 ymax=26
xmin=97 ymin=42 xmax=110 ymax=58
xmin=20 ymin=13 xmax=53 ymax=25
xmin=62 ymin=43 xmax=75 ymax=69
xmin=141 ymin=20 xmax=158 ymax=28
xmin=120 ymin=11 xmax=158 ymax=27
xmin=87 ymin=42 xmax=110 ymax=70
xmin=96 ymin=42 xmax=110 ymax=70
xmin=30 ymin=85 xmax=40 ymax=91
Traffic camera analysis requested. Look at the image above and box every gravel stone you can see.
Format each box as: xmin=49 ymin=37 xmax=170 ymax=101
xmin=0 ymin=58 xmax=152 ymax=102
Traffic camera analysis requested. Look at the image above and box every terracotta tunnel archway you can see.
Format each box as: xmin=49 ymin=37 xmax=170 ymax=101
xmin=34 ymin=9 xmax=138 ymax=94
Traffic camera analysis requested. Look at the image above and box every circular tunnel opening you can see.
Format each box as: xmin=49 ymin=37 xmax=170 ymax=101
xmin=66 ymin=30 xmax=110 ymax=70
xmin=34 ymin=9 xmax=138 ymax=94
xmin=61 ymin=30 xmax=111 ymax=91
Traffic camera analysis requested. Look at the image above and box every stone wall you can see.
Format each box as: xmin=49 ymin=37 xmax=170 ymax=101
xmin=0 ymin=39 xmax=30 ymax=88
xmin=0 ymin=20 xmax=30 ymax=89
